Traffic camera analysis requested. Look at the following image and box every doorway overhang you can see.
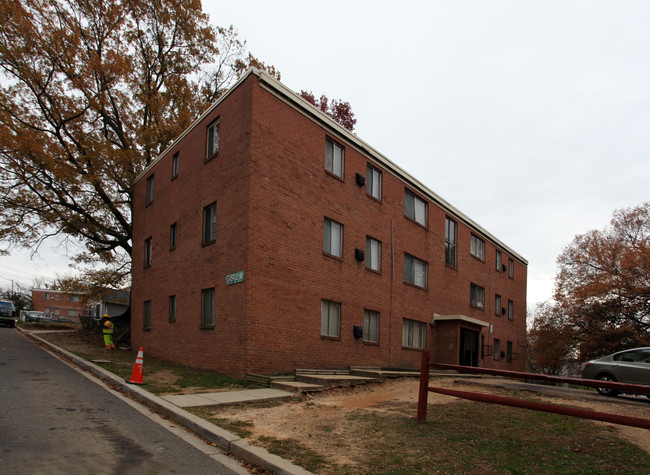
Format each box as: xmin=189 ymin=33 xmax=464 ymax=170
xmin=431 ymin=314 xmax=490 ymax=328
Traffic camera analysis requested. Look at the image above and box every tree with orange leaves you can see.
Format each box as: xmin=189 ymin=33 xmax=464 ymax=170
xmin=0 ymin=0 xmax=276 ymax=289
xmin=299 ymin=90 xmax=357 ymax=131
xmin=539 ymin=202 xmax=650 ymax=363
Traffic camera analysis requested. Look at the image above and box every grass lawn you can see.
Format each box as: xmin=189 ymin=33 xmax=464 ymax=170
xmin=193 ymin=399 xmax=650 ymax=474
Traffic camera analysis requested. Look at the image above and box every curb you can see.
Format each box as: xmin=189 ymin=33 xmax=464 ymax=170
xmin=22 ymin=330 xmax=312 ymax=475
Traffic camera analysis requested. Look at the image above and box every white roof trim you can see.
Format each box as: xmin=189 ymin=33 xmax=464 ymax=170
xmin=431 ymin=314 xmax=490 ymax=328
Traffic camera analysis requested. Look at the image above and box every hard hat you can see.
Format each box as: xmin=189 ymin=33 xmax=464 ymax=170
xmin=103 ymin=314 xmax=110 ymax=318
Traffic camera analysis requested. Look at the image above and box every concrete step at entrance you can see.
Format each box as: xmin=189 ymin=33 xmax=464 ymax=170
xmin=295 ymin=373 xmax=379 ymax=387
xmin=270 ymin=380 xmax=327 ymax=392
xmin=350 ymin=368 xmax=420 ymax=379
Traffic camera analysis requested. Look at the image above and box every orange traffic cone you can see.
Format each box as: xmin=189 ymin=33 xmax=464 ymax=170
xmin=127 ymin=346 xmax=144 ymax=385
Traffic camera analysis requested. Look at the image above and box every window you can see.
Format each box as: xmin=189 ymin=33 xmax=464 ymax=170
xmin=470 ymin=234 xmax=485 ymax=260
xmin=366 ymin=164 xmax=382 ymax=199
xmin=404 ymin=254 xmax=427 ymax=288
xmin=494 ymin=339 xmax=501 ymax=360
xmin=495 ymin=294 xmax=502 ymax=316
xmin=69 ymin=295 xmax=79 ymax=302
xmin=144 ymin=237 xmax=152 ymax=267
xmin=321 ymin=300 xmax=340 ymax=338
xmin=201 ymin=288 xmax=215 ymax=327
xmin=68 ymin=310 xmax=79 ymax=318
xmin=169 ymin=295 xmax=176 ymax=322
xmin=507 ymin=341 xmax=513 ymax=362
xmin=170 ymin=223 xmax=177 ymax=250
xmin=206 ymin=120 xmax=219 ymax=159
xmin=365 ymin=236 xmax=381 ymax=272
xmin=402 ymin=318 xmax=426 ymax=349
xmin=404 ymin=190 xmax=427 ymax=226
xmin=202 ymin=203 xmax=217 ymax=244
xmin=323 ymin=218 xmax=343 ymax=258
xmin=470 ymin=283 xmax=485 ymax=309
xmin=445 ymin=217 xmax=457 ymax=267
xmin=146 ymin=175 xmax=154 ymax=205
xmin=172 ymin=152 xmax=179 ymax=178
xmin=614 ymin=348 xmax=650 ymax=362
xmin=364 ymin=310 xmax=379 ymax=343
xmin=325 ymin=137 xmax=344 ymax=178
xmin=44 ymin=292 xmax=50 ymax=300
xmin=496 ymin=250 xmax=502 ymax=271
xmin=508 ymin=300 xmax=514 ymax=320
xmin=508 ymin=258 xmax=514 ymax=279
xmin=144 ymin=300 xmax=151 ymax=330
xmin=53 ymin=293 xmax=60 ymax=300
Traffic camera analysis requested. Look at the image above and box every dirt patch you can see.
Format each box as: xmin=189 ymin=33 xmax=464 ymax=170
xmin=32 ymin=329 xmax=103 ymax=354
xmin=206 ymin=378 xmax=650 ymax=468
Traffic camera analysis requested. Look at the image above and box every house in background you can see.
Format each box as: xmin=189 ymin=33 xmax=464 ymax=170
xmin=131 ymin=68 xmax=528 ymax=378
xmin=86 ymin=289 xmax=130 ymax=319
xmin=31 ymin=289 xmax=87 ymax=322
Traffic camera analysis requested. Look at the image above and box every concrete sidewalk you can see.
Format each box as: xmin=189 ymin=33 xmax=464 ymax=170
xmin=162 ymin=388 xmax=294 ymax=408
xmin=20 ymin=329 xmax=312 ymax=475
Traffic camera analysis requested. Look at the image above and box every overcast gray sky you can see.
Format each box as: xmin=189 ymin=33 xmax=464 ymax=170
xmin=2 ymin=1 xmax=649 ymax=314
xmin=204 ymin=0 xmax=650 ymax=309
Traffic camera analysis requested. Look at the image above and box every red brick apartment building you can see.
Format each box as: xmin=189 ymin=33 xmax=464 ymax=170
xmin=131 ymin=69 xmax=528 ymax=377
xmin=31 ymin=289 xmax=86 ymax=321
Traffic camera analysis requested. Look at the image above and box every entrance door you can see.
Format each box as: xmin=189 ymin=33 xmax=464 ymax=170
xmin=459 ymin=328 xmax=479 ymax=367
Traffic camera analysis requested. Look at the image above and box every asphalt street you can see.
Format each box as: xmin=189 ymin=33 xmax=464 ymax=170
xmin=0 ymin=328 xmax=246 ymax=474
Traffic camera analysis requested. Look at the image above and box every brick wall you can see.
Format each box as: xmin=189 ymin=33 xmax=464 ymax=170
xmin=31 ymin=289 xmax=87 ymax=319
xmin=131 ymin=72 xmax=528 ymax=377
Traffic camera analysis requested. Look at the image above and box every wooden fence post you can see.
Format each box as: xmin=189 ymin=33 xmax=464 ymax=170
xmin=416 ymin=349 xmax=430 ymax=422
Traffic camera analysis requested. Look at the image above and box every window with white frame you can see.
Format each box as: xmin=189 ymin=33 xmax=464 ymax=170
xmin=201 ymin=288 xmax=215 ymax=327
xmin=445 ymin=217 xmax=457 ymax=267
xmin=144 ymin=237 xmax=152 ymax=267
xmin=366 ymin=164 xmax=382 ymax=199
xmin=404 ymin=253 xmax=427 ymax=288
xmin=69 ymin=295 xmax=79 ymax=302
xmin=508 ymin=300 xmax=514 ymax=320
xmin=496 ymin=249 xmax=502 ymax=271
xmin=325 ymin=137 xmax=344 ymax=178
xmin=404 ymin=190 xmax=427 ymax=226
xmin=146 ymin=175 xmax=154 ymax=205
xmin=323 ymin=218 xmax=343 ymax=258
xmin=470 ymin=234 xmax=485 ymax=260
xmin=470 ymin=283 xmax=485 ymax=309
xmin=206 ymin=120 xmax=219 ymax=159
xmin=495 ymin=294 xmax=502 ymax=316
xmin=365 ymin=236 xmax=381 ymax=272
xmin=169 ymin=295 xmax=176 ymax=322
xmin=321 ymin=299 xmax=340 ymax=338
xmin=364 ymin=310 xmax=379 ymax=343
xmin=402 ymin=318 xmax=426 ymax=349
xmin=203 ymin=203 xmax=216 ymax=244
xmin=144 ymin=300 xmax=151 ymax=330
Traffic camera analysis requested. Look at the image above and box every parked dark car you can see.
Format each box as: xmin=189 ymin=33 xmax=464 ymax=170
xmin=0 ymin=300 xmax=16 ymax=327
xmin=581 ymin=347 xmax=650 ymax=397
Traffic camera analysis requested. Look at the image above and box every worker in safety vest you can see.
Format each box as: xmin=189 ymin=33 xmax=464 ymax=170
xmin=102 ymin=314 xmax=115 ymax=349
